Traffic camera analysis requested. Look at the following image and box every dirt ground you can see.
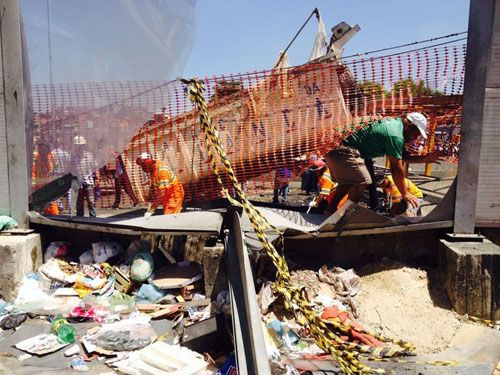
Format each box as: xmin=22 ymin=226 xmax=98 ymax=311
xmin=355 ymin=259 xmax=463 ymax=354
xmin=290 ymin=258 xmax=464 ymax=354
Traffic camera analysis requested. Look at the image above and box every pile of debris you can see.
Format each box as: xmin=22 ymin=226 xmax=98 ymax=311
xmin=254 ymin=261 xmax=500 ymax=374
xmin=0 ymin=238 xmax=235 ymax=374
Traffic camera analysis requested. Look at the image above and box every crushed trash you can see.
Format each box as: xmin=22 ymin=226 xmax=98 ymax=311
xmin=111 ymin=341 xmax=208 ymax=375
xmin=5 ymin=229 xmax=477 ymax=375
xmin=15 ymin=333 xmax=70 ymax=355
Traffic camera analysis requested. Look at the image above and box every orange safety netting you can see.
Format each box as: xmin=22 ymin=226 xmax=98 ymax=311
xmin=30 ymin=42 xmax=465 ymax=212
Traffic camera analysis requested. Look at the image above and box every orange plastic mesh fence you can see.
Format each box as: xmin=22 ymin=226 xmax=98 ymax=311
xmin=31 ymin=43 xmax=465 ymax=212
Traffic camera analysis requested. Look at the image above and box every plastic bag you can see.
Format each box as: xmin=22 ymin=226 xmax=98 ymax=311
xmin=130 ymin=252 xmax=154 ymax=282
xmin=109 ymin=293 xmax=135 ymax=314
xmin=14 ymin=274 xmax=50 ymax=312
xmin=79 ymin=249 xmax=94 ymax=265
xmin=135 ymin=284 xmax=165 ymax=304
xmin=44 ymin=241 xmax=70 ymax=262
xmin=38 ymin=258 xmax=78 ymax=291
xmin=92 ymin=242 xmax=124 ymax=263
xmin=123 ymin=239 xmax=151 ymax=265
xmin=96 ymin=330 xmax=151 ymax=351
xmin=74 ymin=272 xmax=106 ymax=298
xmin=0 ymin=215 xmax=17 ymax=231
xmin=0 ymin=313 xmax=28 ymax=330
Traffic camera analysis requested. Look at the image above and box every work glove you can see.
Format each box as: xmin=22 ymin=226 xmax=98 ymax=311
xmin=144 ymin=211 xmax=152 ymax=218
xmin=308 ymin=200 xmax=317 ymax=208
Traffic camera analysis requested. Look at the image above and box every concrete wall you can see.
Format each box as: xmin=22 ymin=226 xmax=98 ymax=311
xmin=0 ymin=234 xmax=42 ymax=302
xmin=284 ymin=228 xmax=450 ymax=270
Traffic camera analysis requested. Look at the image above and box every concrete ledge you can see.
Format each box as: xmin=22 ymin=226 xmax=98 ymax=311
xmin=0 ymin=233 xmax=42 ymax=302
xmin=438 ymin=236 xmax=500 ymax=320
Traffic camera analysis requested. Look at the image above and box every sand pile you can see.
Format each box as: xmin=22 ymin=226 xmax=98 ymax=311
xmin=355 ymin=259 xmax=463 ymax=353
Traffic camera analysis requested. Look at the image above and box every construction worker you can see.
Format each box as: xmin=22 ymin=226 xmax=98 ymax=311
xmin=378 ymin=175 xmax=423 ymax=217
xmin=136 ymin=153 xmax=184 ymax=217
xmin=324 ymin=113 xmax=443 ymax=215
xmin=308 ymin=159 xmax=347 ymax=212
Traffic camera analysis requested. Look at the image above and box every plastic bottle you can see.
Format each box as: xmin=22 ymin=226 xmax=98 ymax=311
xmin=51 ymin=316 xmax=76 ymax=344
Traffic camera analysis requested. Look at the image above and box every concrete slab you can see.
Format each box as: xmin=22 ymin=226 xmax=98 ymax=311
xmin=29 ymin=210 xmax=224 ymax=235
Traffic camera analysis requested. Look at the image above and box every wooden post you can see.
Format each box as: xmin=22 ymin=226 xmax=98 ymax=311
xmin=424 ymin=114 xmax=437 ymax=176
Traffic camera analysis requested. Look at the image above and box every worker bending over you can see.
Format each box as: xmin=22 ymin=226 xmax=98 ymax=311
xmin=379 ymin=175 xmax=423 ymax=217
xmin=308 ymin=159 xmax=347 ymax=212
xmin=324 ymin=113 xmax=443 ymax=215
xmin=136 ymin=153 xmax=184 ymax=217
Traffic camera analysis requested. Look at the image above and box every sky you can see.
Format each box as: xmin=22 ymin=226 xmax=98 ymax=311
xmin=182 ymin=0 xmax=470 ymax=79
xmin=21 ymin=0 xmax=470 ymax=85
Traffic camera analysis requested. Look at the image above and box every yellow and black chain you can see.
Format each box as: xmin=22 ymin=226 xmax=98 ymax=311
xmin=183 ymin=78 xmax=456 ymax=373
xmin=468 ymin=315 xmax=499 ymax=329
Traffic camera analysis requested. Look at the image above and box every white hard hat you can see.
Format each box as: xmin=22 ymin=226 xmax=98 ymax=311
xmin=406 ymin=112 xmax=428 ymax=140
xmin=139 ymin=152 xmax=151 ymax=160
xmin=73 ymin=135 xmax=86 ymax=145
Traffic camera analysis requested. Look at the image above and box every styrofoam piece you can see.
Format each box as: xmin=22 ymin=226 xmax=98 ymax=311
xmin=64 ymin=344 xmax=80 ymax=357
xmin=114 ymin=342 xmax=207 ymax=375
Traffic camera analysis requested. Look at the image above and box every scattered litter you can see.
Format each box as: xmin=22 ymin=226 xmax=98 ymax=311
xmin=112 ymin=341 xmax=208 ymax=375
xmin=15 ymin=333 xmax=69 ymax=355
xmin=51 ymin=316 xmax=77 ymax=344
xmin=13 ymin=274 xmax=50 ymax=312
xmin=38 ymin=258 xmax=78 ymax=291
xmin=92 ymin=242 xmax=124 ymax=264
xmin=0 ymin=313 xmax=28 ymax=330
xmin=0 ymin=215 xmax=17 ymax=231
xmin=108 ymin=293 xmax=135 ymax=314
xmin=96 ymin=330 xmax=151 ymax=351
xmin=123 ymin=240 xmax=151 ymax=265
xmin=79 ymin=250 xmax=94 ymax=265
xmin=70 ymin=357 xmax=90 ymax=371
xmin=130 ymin=252 xmax=155 ymax=282
xmin=44 ymin=241 xmax=70 ymax=262
xmin=64 ymin=344 xmax=81 ymax=356
xmin=218 ymin=354 xmax=236 ymax=375
xmin=135 ymin=283 xmax=166 ymax=304
xmin=318 ymin=265 xmax=360 ymax=317
xmin=152 ymin=262 xmax=203 ymax=289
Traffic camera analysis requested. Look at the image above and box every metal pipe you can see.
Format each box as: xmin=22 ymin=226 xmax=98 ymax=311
xmin=275 ymin=8 xmax=319 ymax=68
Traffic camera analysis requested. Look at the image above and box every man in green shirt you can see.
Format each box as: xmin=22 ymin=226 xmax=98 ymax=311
xmin=323 ymin=112 xmax=443 ymax=215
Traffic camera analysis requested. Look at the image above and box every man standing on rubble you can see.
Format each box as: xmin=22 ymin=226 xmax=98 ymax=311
xmin=136 ymin=152 xmax=184 ymax=217
xmin=323 ymin=113 xmax=443 ymax=215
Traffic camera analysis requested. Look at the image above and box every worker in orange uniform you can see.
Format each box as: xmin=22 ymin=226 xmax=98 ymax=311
xmin=378 ymin=174 xmax=423 ymax=217
xmin=136 ymin=153 xmax=184 ymax=217
xmin=308 ymin=159 xmax=347 ymax=213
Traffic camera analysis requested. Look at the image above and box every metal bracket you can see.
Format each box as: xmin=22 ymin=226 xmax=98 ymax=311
xmin=445 ymin=233 xmax=486 ymax=243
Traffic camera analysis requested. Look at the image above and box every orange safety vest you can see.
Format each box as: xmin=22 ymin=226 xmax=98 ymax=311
xmin=387 ymin=176 xmax=423 ymax=203
xmin=319 ymin=167 xmax=348 ymax=208
xmin=150 ymin=161 xmax=184 ymax=214
xmin=152 ymin=161 xmax=176 ymax=189
xmin=319 ymin=167 xmax=336 ymax=204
